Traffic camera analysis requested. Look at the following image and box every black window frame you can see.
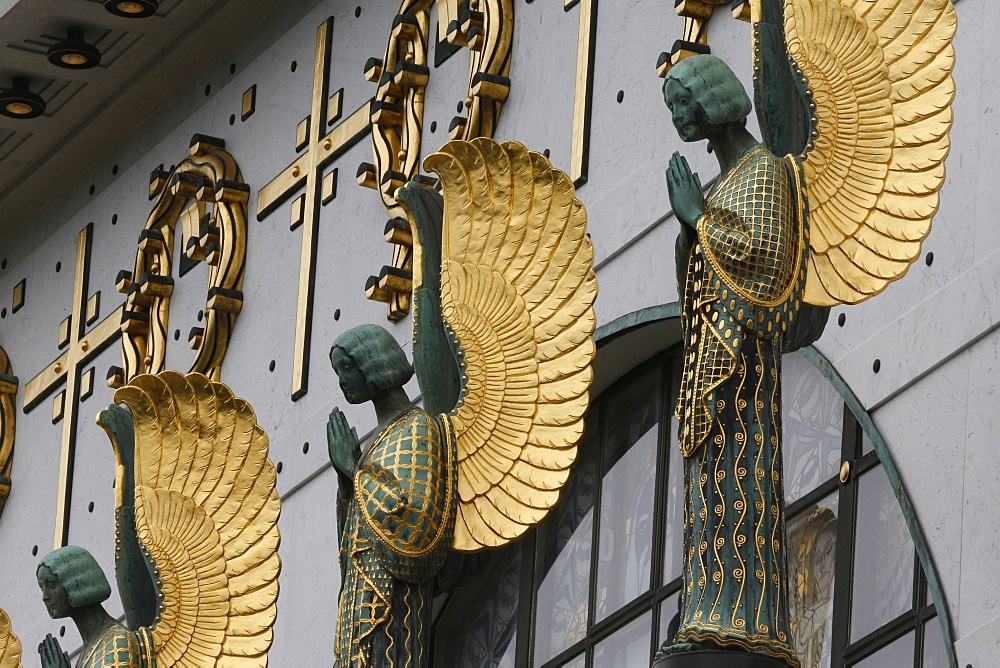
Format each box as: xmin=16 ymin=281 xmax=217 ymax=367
xmin=430 ymin=345 xmax=955 ymax=668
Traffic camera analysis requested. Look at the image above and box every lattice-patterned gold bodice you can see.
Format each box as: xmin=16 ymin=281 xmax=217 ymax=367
xmin=336 ymin=409 xmax=456 ymax=666
xmin=77 ymin=624 xmax=153 ymax=668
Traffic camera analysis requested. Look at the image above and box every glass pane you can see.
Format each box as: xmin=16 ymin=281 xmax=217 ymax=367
xmin=852 ymin=631 xmax=915 ymax=667
xmin=561 ymin=654 xmax=585 ymax=668
xmin=595 ymin=424 xmax=658 ymax=621
xmin=862 ymin=431 xmax=875 ymax=455
xmin=787 ymin=492 xmax=838 ymax=668
xmin=657 ymin=592 xmax=681 ymax=646
xmin=496 ymin=631 xmax=517 ymax=668
xmin=435 ymin=548 xmax=521 ymax=667
xmin=662 ymin=412 xmax=684 ymax=584
xmin=601 ymin=364 xmax=661 ymax=473
xmin=851 ymin=466 xmax=915 ymax=642
xmin=595 ymin=367 xmax=661 ymax=622
xmin=782 ymin=353 xmax=844 ymax=502
xmin=923 ymin=617 xmax=949 ymax=668
xmin=592 ymin=612 xmax=652 ymax=668
xmin=534 ymin=424 xmax=599 ymax=665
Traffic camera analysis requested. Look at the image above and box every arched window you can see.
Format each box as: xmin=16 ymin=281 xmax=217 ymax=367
xmin=432 ymin=328 xmax=954 ymax=667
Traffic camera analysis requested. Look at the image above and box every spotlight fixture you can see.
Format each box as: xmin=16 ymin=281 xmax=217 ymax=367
xmin=47 ymin=27 xmax=101 ymax=69
xmin=0 ymin=77 xmax=46 ymax=119
xmin=104 ymin=0 xmax=159 ymax=18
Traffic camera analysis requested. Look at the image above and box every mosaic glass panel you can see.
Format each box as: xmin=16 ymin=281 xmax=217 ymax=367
xmin=435 ymin=549 xmax=521 ymax=667
xmin=782 ymin=353 xmax=843 ymax=502
xmin=594 ymin=366 xmax=661 ymax=621
xmin=534 ymin=423 xmax=599 ymax=665
xmin=787 ymin=492 xmax=838 ymax=668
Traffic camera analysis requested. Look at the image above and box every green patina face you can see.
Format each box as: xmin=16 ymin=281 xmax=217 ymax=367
xmin=330 ymin=324 xmax=414 ymax=405
xmin=662 ymin=54 xmax=752 ymax=129
xmin=37 ymin=565 xmax=71 ymax=620
xmin=331 ymin=346 xmax=374 ymax=405
xmin=664 ymin=79 xmax=709 ymax=143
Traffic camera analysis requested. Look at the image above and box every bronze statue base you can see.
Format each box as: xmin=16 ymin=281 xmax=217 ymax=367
xmin=652 ymin=650 xmax=794 ymax=668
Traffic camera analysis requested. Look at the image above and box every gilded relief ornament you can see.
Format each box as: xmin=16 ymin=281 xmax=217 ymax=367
xmin=28 ymin=371 xmax=281 ymax=668
xmin=658 ymin=0 xmax=955 ymax=666
xmin=0 ymin=348 xmax=17 ymax=520
xmin=113 ymin=135 xmax=248 ymax=387
xmin=328 ymin=138 xmax=597 ymax=666
xmin=360 ymin=0 xmax=514 ymax=321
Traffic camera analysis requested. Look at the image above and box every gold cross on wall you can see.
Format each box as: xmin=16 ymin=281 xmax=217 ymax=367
xmin=256 ymin=16 xmax=372 ymax=401
xmin=22 ymin=223 xmax=124 ymax=549
xmin=568 ymin=0 xmax=596 ymax=186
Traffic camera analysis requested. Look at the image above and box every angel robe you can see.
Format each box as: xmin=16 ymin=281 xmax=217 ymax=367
xmin=74 ymin=624 xmax=153 ymax=668
xmin=335 ymin=408 xmax=457 ymax=667
xmin=674 ymin=145 xmax=808 ymax=667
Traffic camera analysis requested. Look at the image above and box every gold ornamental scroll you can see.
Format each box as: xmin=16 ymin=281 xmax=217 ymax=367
xmin=361 ymin=0 xmax=513 ymax=321
xmin=114 ymin=135 xmax=248 ymax=386
xmin=0 ymin=349 xmax=16 ymax=520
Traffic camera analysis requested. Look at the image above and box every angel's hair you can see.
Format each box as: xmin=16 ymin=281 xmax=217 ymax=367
xmin=664 ymin=54 xmax=752 ymax=126
xmin=332 ymin=324 xmax=414 ymax=393
xmin=37 ymin=546 xmax=112 ymax=608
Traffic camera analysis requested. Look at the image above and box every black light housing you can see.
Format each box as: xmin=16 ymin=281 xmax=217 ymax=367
xmin=47 ymin=27 xmax=102 ymax=69
xmin=0 ymin=77 xmax=46 ymax=119
xmin=104 ymin=0 xmax=159 ymax=18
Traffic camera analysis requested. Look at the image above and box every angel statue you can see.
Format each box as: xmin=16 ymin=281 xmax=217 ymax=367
xmin=657 ymin=0 xmax=955 ymax=666
xmin=25 ymin=371 xmax=281 ymax=668
xmin=327 ymin=137 xmax=598 ymax=666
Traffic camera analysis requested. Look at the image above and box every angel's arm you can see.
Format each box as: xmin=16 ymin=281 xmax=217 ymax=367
xmin=397 ymin=182 xmax=461 ymax=417
xmin=697 ymin=207 xmax=753 ymax=264
xmin=98 ymin=405 xmax=157 ymax=631
xmin=110 ymin=373 xmax=281 ymax=666
xmin=753 ymin=0 xmax=811 ymax=156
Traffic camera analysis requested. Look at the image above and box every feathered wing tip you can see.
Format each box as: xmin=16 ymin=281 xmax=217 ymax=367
xmin=0 ymin=609 xmax=22 ymax=668
xmin=422 ymin=138 xmax=598 ymax=551
xmin=783 ymin=0 xmax=957 ymax=306
xmin=112 ymin=371 xmax=281 ymax=667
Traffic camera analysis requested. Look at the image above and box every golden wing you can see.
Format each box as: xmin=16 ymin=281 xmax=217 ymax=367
xmin=113 ymin=371 xmax=281 ymax=667
xmin=423 ymin=138 xmax=598 ymax=551
xmin=782 ymin=0 xmax=957 ymax=305
xmin=0 ymin=609 xmax=21 ymax=668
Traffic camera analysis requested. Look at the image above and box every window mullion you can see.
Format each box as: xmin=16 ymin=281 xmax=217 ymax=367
xmin=516 ymin=531 xmax=537 ymax=668
xmin=585 ymin=403 xmax=606 ymax=668
xmin=831 ymin=404 xmax=862 ymax=666
xmin=913 ymin=552 xmax=926 ymax=668
xmin=648 ymin=359 xmax=674 ymax=657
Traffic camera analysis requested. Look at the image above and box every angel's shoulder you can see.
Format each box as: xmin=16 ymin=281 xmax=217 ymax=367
xmin=376 ymin=409 xmax=443 ymax=455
